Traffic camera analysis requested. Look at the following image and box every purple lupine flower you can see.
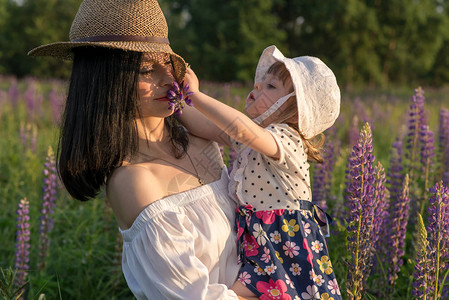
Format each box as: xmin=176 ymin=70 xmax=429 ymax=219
xmin=404 ymin=87 xmax=426 ymax=172
xmin=425 ymin=181 xmax=449 ymax=298
xmin=312 ymin=127 xmax=339 ymax=210
xmin=372 ymin=101 xmax=392 ymax=124
xmin=14 ymin=198 xmax=30 ymax=293
xmin=377 ymin=139 xmax=404 ymax=277
xmin=34 ymin=90 xmax=43 ymax=119
xmin=345 ymin=122 xmax=377 ymax=299
xmin=329 ymin=138 xmax=341 ymax=213
xmin=340 ymin=142 xmax=356 ymax=224
xmin=24 ymin=79 xmax=36 ymax=121
xmin=167 ymin=81 xmax=193 ymax=116
xmin=386 ymin=174 xmax=410 ymax=287
xmin=372 ymin=162 xmax=389 ymax=251
xmin=404 ymin=87 xmax=428 ymax=223
xmin=439 ymin=108 xmax=449 ymax=186
xmin=387 ymin=139 xmax=404 ymax=201
xmin=312 ymin=157 xmax=328 ymax=210
xmin=412 ymin=212 xmax=430 ymax=299
xmin=38 ymin=146 xmax=58 ymax=270
xmin=341 ymin=161 xmax=352 ymax=214
xmin=370 ymin=161 xmax=390 ymax=287
xmin=8 ymin=77 xmax=20 ymax=109
xmin=420 ymin=125 xmax=435 ymax=196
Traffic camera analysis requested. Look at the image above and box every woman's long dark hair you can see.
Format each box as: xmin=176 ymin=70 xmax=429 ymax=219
xmin=59 ymin=47 xmax=188 ymax=201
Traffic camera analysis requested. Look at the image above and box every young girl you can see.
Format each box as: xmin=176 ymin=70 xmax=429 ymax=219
xmin=183 ymin=45 xmax=342 ymax=299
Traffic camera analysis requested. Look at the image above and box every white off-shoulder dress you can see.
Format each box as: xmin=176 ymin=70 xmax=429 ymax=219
xmin=119 ymin=167 xmax=240 ymax=300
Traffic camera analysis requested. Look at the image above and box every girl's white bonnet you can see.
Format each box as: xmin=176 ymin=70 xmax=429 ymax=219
xmin=253 ymin=45 xmax=341 ymax=139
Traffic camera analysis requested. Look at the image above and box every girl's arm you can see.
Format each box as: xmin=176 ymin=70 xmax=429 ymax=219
xmin=178 ymin=105 xmax=232 ymax=147
xmin=184 ymin=68 xmax=280 ymax=160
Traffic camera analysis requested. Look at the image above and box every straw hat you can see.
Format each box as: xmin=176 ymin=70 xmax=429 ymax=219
xmin=28 ymin=0 xmax=186 ymax=81
xmin=254 ymin=46 xmax=340 ymax=139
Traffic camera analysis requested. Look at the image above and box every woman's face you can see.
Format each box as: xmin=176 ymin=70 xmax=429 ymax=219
xmin=138 ymin=53 xmax=175 ymax=118
xmin=244 ymin=73 xmax=293 ymax=119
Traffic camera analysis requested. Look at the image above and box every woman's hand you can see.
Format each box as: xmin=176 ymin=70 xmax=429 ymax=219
xmin=183 ymin=67 xmax=200 ymax=94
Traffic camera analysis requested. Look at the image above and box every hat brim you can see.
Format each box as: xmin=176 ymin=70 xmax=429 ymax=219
xmin=28 ymin=41 xmax=186 ymax=81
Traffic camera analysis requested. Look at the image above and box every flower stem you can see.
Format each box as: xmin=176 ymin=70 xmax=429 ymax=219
xmin=352 ymin=146 xmax=366 ymax=299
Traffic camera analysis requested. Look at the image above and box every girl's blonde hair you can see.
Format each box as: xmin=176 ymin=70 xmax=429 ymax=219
xmin=267 ymin=61 xmax=325 ymax=163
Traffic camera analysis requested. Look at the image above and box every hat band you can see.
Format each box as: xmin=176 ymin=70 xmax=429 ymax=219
xmin=73 ymin=35 xmax=170 ymax=44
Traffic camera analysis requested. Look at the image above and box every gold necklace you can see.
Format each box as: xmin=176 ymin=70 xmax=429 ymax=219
xmin=138 ymin=151 xmax=204 ymax=185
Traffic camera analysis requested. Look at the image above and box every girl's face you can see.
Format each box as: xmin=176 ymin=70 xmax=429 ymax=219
xmin=245 ymin=73 xmax=293 ymax=120
xmin=138 ymin=53 xmax=175 ymax=118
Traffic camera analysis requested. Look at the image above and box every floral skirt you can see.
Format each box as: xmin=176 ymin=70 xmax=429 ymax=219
xmin=235 ymin=205 xmax=342 ymax=300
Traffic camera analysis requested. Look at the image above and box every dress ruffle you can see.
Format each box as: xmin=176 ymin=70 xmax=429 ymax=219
xmin=228 ymin=147 xmax=252 ymax=207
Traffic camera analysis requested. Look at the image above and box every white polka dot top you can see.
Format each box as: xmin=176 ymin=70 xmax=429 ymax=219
xmin=228 ymin=123 xmax=312 ymax=211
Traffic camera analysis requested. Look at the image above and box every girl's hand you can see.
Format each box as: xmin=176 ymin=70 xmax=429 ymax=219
xmin=183 ymin=68 xmax=200 ymax=94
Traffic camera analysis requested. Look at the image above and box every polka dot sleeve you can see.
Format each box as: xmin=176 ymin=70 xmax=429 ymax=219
xmin=264 ymin=123 xmax=307 ymax=169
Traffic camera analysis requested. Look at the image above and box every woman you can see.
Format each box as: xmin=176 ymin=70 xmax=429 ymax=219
xmin=28 ymin=0 xmax=254 ymax=299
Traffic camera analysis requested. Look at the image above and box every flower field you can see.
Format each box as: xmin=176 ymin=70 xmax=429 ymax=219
xmin=0 ymin=75 xmax=448 ymax=299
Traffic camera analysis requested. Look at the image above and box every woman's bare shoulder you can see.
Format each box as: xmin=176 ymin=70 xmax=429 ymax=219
xmin=106 ymin=164 xmax=165 ymax=229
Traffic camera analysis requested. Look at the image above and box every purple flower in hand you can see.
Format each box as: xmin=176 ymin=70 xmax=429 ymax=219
xmin=167 ymin=81 xmax=194 ymax=116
